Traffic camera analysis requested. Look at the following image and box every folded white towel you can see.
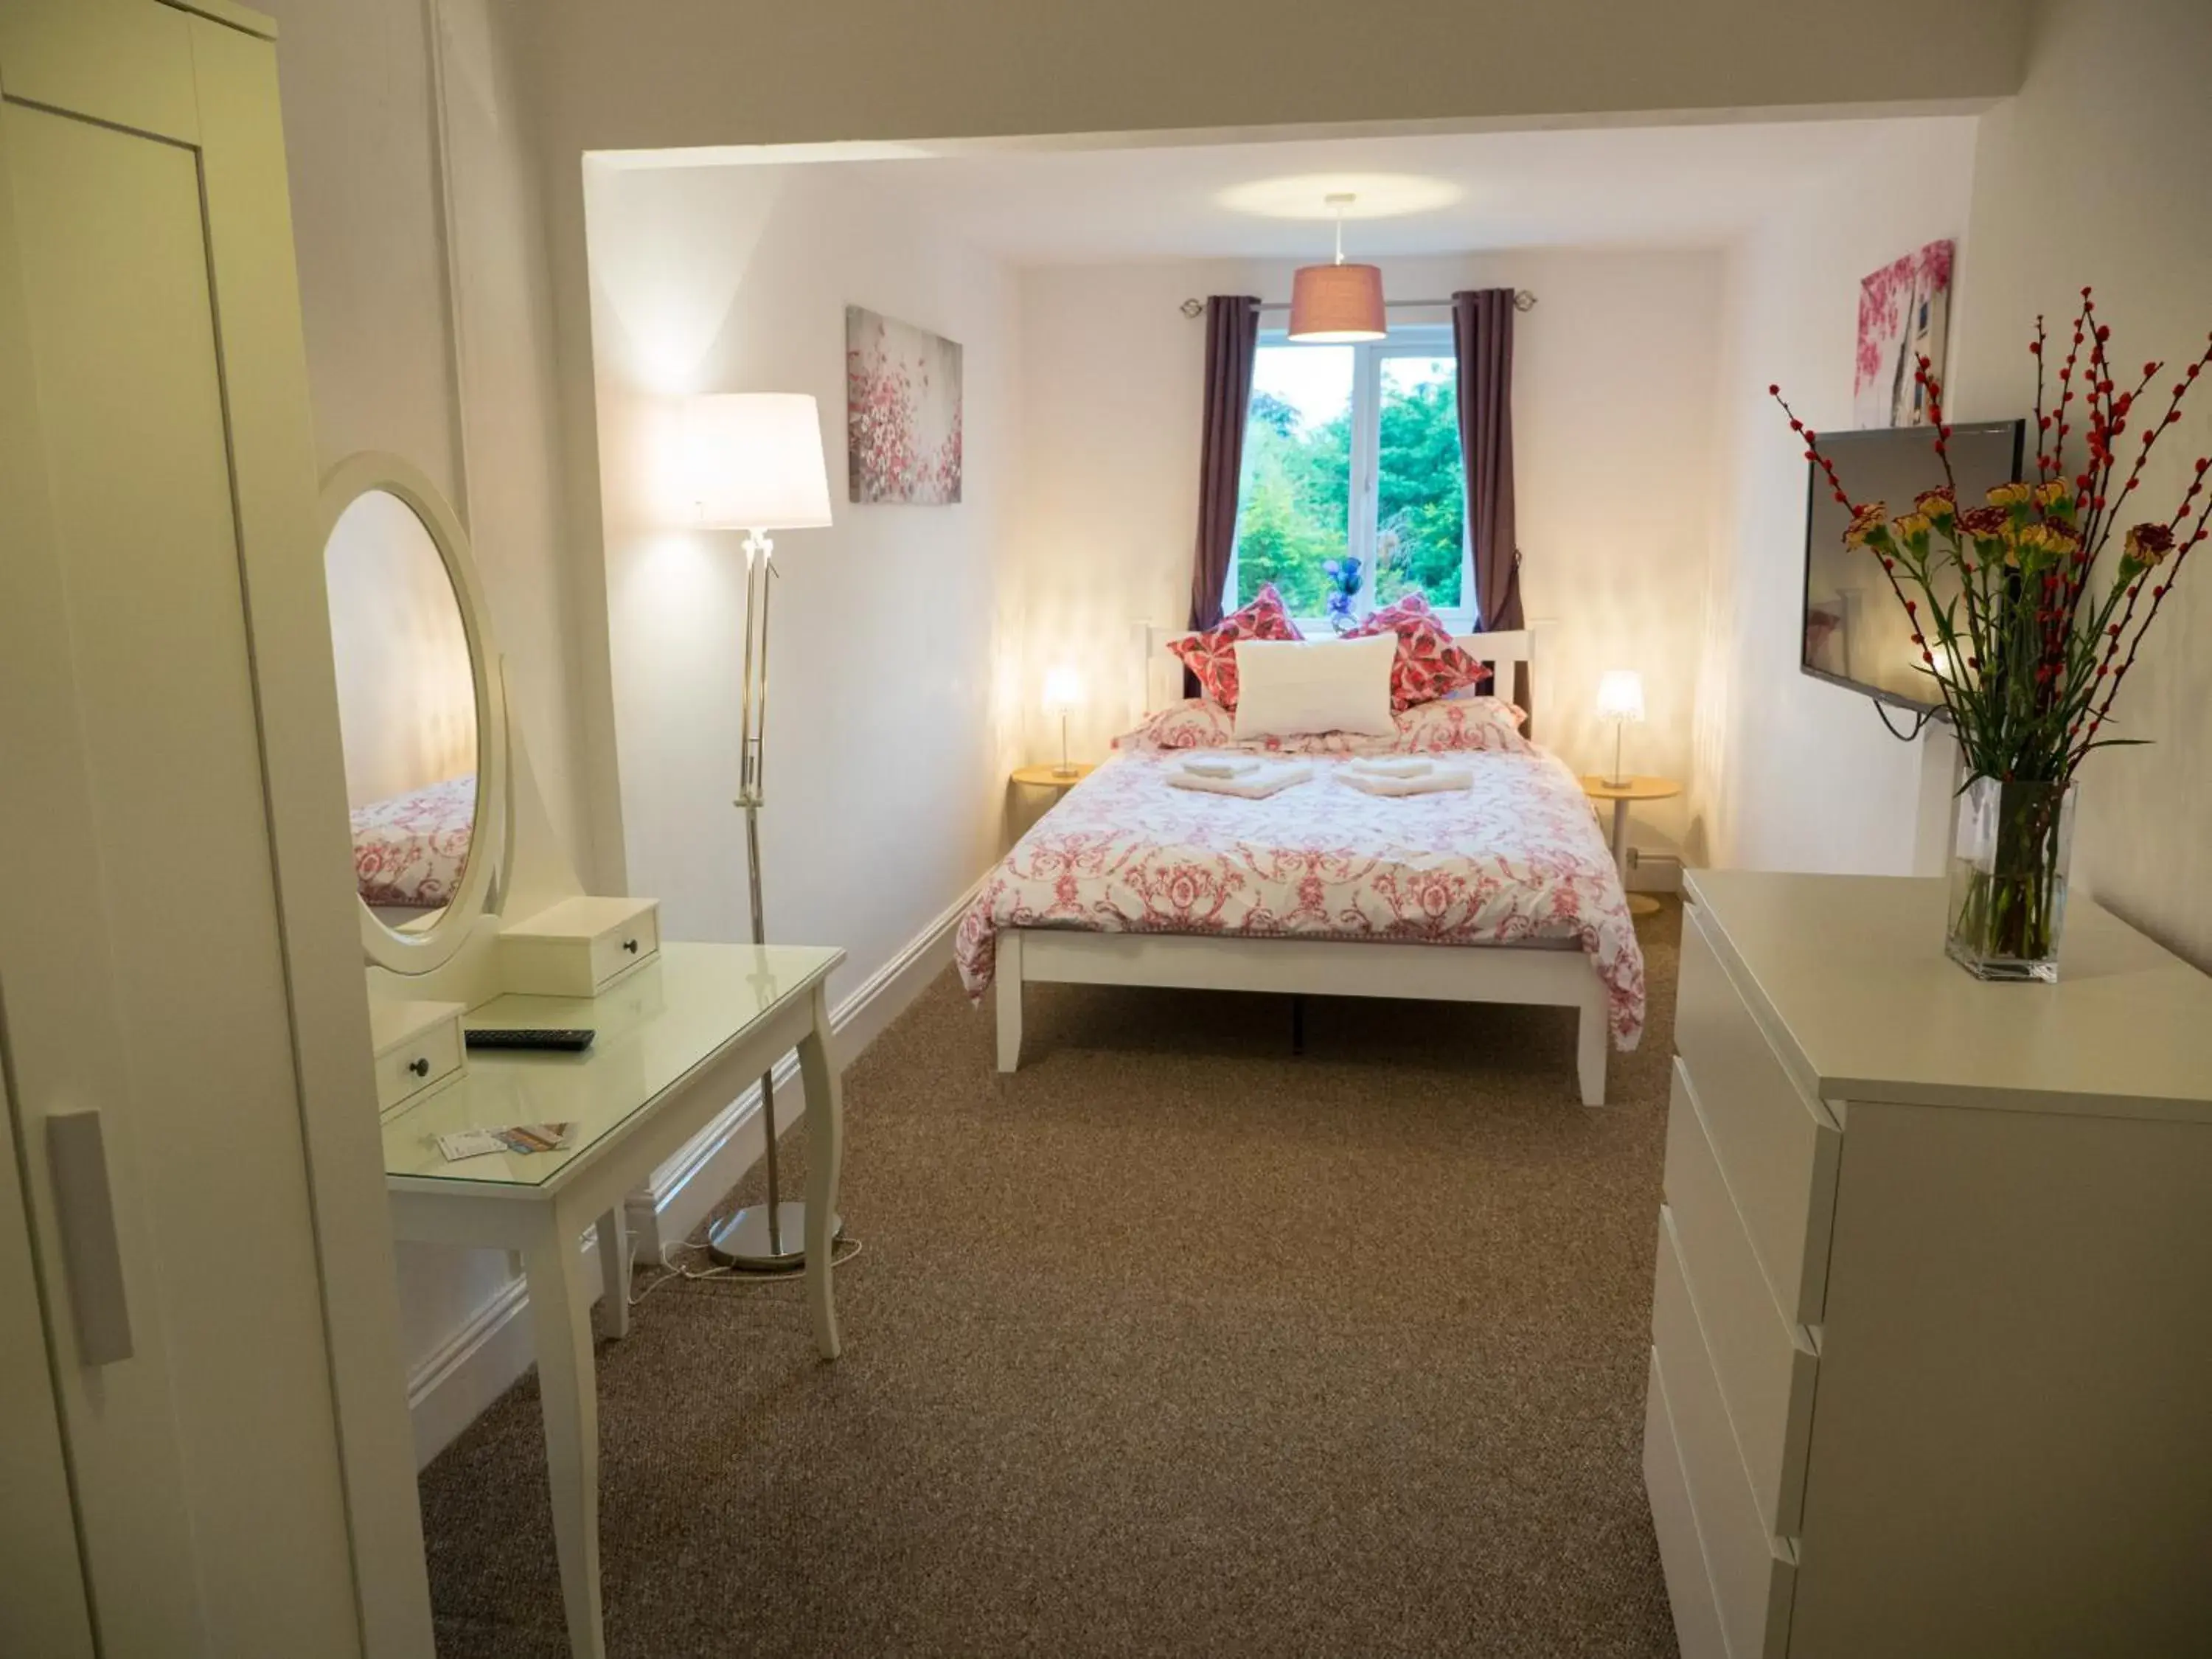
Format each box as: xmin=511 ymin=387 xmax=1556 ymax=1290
xmin=1343 ymin=756 xmax=1433 ymax=778
xmin=1338 ymin=763 xmax=1472 ymax=796
xmin=1166 ymin=762 xmax=1313 ymax=799
xmin=1179 ymin=754 xmax=1265 ymax=779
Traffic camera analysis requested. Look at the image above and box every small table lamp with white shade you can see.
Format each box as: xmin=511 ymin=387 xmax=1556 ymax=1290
xmin=1595 ymin=669 xmax=1645 ymax=788
xmin=681 ymin=392 xmax=842 ymax=1272
xmin=1041 ymin=666 xmax=1083 ymax=778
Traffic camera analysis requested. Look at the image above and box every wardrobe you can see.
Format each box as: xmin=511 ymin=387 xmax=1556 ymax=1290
xmin=0 ymin=1 xmax=431 ymax=1654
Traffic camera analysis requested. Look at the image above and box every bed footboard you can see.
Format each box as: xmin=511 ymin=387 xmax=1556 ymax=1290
xmin=990 ymin=928 xmax=1613 ymax=1105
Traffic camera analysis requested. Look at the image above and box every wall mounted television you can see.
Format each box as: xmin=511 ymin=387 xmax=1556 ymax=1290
xmin=1801 ymin=419 xmax=2025 ymax=714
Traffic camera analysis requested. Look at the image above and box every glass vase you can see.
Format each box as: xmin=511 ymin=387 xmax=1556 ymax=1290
xmin=1944 ymin=776 xmax=2076 ymax=982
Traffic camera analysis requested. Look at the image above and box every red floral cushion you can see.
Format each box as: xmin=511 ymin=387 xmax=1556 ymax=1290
xmin=1344 ymin=594 xmax=1494 ymax=711
xmin=1166 ymin=585 xmax=1304 ymax=712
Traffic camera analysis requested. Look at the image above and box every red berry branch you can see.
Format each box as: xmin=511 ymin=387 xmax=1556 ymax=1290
xmin=1770 ymin=288 xmax=2210 ymax=787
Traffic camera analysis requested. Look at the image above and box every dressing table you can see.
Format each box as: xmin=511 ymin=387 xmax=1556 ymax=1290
xmin=382 ymin=942 xmax=844 ymax=1659
xmin=318 ymin=453 xmax=846 ymax=1659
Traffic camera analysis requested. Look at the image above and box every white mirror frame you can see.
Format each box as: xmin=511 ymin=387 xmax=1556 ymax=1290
xmin=319 ymin=452 xmax=508 ymax=976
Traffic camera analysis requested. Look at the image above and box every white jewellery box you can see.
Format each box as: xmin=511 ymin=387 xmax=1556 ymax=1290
xmin=500 ymin=894 xmax=662 ymax=998
xmin=368 ymin=997 xmax=468 ymax=1118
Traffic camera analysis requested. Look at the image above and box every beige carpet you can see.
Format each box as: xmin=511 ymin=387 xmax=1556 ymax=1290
xmin=419 ymin=905 xmax=1683 ymax=1659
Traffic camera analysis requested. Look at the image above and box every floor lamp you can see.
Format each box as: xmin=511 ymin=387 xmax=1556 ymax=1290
xmin=684 ymin=393 xmax=843 ymax=1271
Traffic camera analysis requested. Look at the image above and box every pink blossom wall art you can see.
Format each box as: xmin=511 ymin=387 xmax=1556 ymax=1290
xmin=1854 ymin=240 xmax=1955 ymax=428
xmin=846 ymin=305 xmax=963 ymax=504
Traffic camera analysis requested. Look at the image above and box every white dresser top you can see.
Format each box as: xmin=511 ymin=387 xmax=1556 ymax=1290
xmin=1686 ymin=871 xmax=2212 ymax=1121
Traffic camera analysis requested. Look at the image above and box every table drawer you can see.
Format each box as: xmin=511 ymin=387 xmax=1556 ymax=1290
xmin=1645 ymin=1349 xmax=1731 ymax=1659
xmin=586 ymin=905 xmax=658 ymax=992
xmin=372 ymin=1012 xmax=463 ymax=1114
xmin=1666 ymin=1057 xmax=1821 ymax=1540
xmin=1677 ymin=910 xmax=1841 ymax=1324
xmin=1654 ymin=1206 xmax=1798 ymax=1659
xmin=501 ymin=894 xmax=661 ymax=998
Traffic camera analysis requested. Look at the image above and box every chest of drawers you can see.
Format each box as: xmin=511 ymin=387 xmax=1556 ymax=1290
xmin=1649 ymin=871 xmax=2212 ymax=1659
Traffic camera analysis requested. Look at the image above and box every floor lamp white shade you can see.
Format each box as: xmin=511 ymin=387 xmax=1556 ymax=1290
xmin=681 ymin=392 xmax=833 ymax=530
xmin=1596 ymin=669 xmax=1644 ymax=787
xmin=683 ymin=392 xmax=841 ymax=1270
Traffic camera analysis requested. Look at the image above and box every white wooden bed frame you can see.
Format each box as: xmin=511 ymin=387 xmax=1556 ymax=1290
xmin=994 ymin=620 xmax=1615 ymax=1106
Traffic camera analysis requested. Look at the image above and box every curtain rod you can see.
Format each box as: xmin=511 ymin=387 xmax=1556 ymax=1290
xmin=1179 ymin=291 xmax=1536 ymax=319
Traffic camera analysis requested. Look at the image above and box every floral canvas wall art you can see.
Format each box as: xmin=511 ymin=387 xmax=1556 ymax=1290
xmin=846 ymin=305 xmax=963 ymax=504
xmin=1854 ymin=240 xmax=1955 ymax=428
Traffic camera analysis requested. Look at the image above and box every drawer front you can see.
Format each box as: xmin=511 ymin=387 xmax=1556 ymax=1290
xmin=1653 ymin=1206 xmax=1798 ymax=1659
xmin=587 ymin=905 xmax=658 ymax=992
xmin=1665 ymin=1058 xmax=1821 ymax=1539
xmin=1677 ymin=912 xmax=1841 ymax=1324
xmin=373 ymin=1016 xmax=462 ymax=1113
xmin=1644 ymin=1351 xmax=1731 ymax=1659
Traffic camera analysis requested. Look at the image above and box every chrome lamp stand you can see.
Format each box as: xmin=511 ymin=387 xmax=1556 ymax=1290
xmin=707 ymin=528 xmax=843 ymax=1270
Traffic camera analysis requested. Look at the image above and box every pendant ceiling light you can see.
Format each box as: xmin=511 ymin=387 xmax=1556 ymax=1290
xmin=1287 ymin=192 xmax=1386 ymax=343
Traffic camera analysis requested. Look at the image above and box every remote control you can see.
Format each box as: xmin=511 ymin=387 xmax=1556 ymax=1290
xmin=465 ymin=1027 xmax=597 ymax=1053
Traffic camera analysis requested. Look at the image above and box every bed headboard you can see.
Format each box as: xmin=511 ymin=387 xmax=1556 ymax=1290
xmin=1130 ymin=619 xmax=1543 ymax=724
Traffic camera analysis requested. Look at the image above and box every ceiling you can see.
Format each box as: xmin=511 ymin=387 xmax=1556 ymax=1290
xmin=799 ymin=119 xmax=1974 ymax=265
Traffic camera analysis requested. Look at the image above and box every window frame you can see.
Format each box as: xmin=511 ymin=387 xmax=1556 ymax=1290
xmin=1226 ymin=324 xmax=1474 ymax=634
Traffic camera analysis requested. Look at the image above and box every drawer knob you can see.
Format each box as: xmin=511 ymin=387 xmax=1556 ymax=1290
xmin=408 ymin=1056 xmax=431 ymax=1078
xmin=622 ymin=937 xmax=639 ymax=954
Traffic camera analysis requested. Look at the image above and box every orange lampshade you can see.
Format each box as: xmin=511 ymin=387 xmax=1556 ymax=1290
xmin=1287 ymin=262 xmax=1386 ymax=342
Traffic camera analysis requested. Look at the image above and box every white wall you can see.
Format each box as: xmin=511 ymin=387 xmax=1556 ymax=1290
xmin=527 ymin=0 xmax=2025 ymax=154
xmin=584 ymin=161 xmax=1023 ymax=1003
xmin=267 ymin=0 xmax=589 ymax=869
xmin=1692 ymin=118 xmax=1980 ymax=875
xmin=1015 ymin=251 xmax=1722 ymax=856
xmin=1947 ymin=0 xmax=2212 ymax=965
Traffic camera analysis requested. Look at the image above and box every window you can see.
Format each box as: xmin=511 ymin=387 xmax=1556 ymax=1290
xmin=1228 ymin=326 xmax=1469 ymax=630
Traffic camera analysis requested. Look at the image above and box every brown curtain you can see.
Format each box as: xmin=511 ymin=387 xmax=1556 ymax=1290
xmin=1453 ymin=288 xmax=1529 ymax=716
xmin=1189 ymin=294 xmax=1262 ymax=634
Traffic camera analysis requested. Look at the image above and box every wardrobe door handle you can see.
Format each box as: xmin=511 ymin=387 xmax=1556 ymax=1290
xmin=408 ymin=1056 xmax=431 ymax=1078
xmin=622 ymin=938 xmax=639 ymax=954
xmin=45 ymin=1110 xmax=133 ymax=1366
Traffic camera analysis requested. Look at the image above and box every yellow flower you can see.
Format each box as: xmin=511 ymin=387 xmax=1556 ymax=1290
xmin=2032 ymin=479 xmax=2073 ymax=512
xmin=1986 ymin=481 xmax=2034 ymax=509
xmin=1844 ymin=501 xmax=1889 ymax=548
xmin=2011 ymin=522 xmax=2079 ymax=571
xmin=1892 ymin=512 xmax=1933 ymax=545
xmin=1913 ymin=488 xmax=1957 ymax=522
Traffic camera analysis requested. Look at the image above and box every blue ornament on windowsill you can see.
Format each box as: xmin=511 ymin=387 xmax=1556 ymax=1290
xmin=1321 ymin=555 xmax=1363 ymax=635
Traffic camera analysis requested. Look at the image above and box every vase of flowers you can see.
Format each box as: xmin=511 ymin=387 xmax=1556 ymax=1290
xmin=1775 ymin=288 xmax=2212 ymax=981
xmin=1944 ymin=775 xmax=2077 ymax=978
xmin=1321 ymin=554 xmax=1363 ymax=633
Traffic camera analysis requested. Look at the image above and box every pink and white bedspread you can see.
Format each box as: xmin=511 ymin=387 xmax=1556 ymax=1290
xmin=955 ymin=742 xmax=1647 ymax=1049
xmin=351 ymin=772 xmax=474 ymax=911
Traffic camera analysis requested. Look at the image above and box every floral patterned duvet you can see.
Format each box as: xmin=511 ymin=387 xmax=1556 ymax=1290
xmin=351 ymin=772 xmax=474 ymax=911
xmin=955 ymin=740 xmax=1646 ymax=1049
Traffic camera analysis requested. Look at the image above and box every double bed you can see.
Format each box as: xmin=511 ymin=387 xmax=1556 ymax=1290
xmin=958 ymin=626 xmax=1645 ymax=1106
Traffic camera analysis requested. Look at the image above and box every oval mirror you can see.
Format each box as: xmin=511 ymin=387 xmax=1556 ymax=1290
xmin=321 ymin=456 xmax=504 ymax=973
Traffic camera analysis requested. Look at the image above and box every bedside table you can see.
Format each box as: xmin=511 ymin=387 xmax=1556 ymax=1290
xmin=1578 ymin=775 xmax=1680 ymax=917
xmin=1011 ymin=762 xmax=1095 ymax=791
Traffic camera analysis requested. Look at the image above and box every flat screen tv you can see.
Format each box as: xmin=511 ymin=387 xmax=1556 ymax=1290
xmin=1802 ymin=419 xmax=2025 ymax=713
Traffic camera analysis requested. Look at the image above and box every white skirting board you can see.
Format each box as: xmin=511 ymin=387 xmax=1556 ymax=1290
xmin=405 ymin=875 xmax=984 ymax=1468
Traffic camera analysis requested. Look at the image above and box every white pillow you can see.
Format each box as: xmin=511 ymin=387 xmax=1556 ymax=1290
xmin=1231 ymin=635 xmax=1399 ymax=740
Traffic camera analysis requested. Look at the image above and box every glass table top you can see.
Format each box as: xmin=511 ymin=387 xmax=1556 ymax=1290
xmin=380 ymin=942 xmax=842 ymax=1189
